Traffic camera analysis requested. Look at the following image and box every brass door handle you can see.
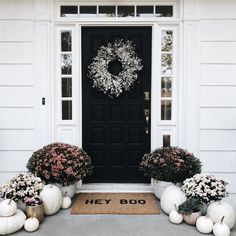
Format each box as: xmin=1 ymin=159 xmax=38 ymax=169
xmin=144 ymin=109 xmax=149 ymax=134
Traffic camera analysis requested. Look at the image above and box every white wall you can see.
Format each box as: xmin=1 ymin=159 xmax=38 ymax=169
xmin=199 ymin=0 xmax=236 ymax=206
xmin=0 ymin=0 xmax=52 ymax=185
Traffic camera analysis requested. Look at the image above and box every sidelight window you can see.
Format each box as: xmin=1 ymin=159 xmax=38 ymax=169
xmin=160 ymin=30 xmax=174 ymax=121
xmin=60 ymin=30 xmax=73 ymax=120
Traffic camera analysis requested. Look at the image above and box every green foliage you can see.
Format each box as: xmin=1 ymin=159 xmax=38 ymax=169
xmin=178 ymin=197 xmax=200 ymax=215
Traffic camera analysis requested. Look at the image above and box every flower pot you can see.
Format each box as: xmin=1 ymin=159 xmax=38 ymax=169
xmin=183 ymin=211 xmax=201 ymax=225
xmin=153 ymin=180 xmax=175 ymax=199
xmin=26 ymin=204 xmax=44 ymax=223
xmin=61 ymin=184 xmax=76 ymax=198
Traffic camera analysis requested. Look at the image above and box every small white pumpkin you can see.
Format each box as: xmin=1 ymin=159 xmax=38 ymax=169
xmin=61 ymin=192 xmax=72 ymax=209
xmin=196 ymin=216 xmax=214 ymax=234
xmin=161 ymin=186 xmax=186 ymax=215
xmin=0 ymin=209 xmax=26 ymax=235
xmin=0 ymin=199 xmax=17 ymax=217
xmin=213 ymin=216 xmax=230 ymax=236
xmin=24 ymin=217 xmax=39 ymax=232
xmin=169 ymin=204 xmax=183 ymax=224
xmin=40 ymin=184 xmax=62 ymax=215
xmin=207 ymin=201 xmax=236 ymax=229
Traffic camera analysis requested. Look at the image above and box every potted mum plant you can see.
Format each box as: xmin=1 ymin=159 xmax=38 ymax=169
xmin=139 ymin=146 xmax=202 ymax=199
xmin=0 ymin=172 xmax=44 ymax=211
xmin=181 ymin=173 xmax=228 ymax=215
xmin=25 ymin=196 xmax=44 ymax=223
xmin=178 ymin=197 xmax=201 ymax=225
xmin=26 ymin=142 xmax=93 ymax=198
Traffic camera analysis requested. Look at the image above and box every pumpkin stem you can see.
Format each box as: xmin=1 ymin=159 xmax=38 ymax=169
xmin=174 ymin=204 xmax=177 ymax=211
xmin=8 ymin=199 xmax=12 ymax=205
xmin=221 ymin=216 xmax=225 ymax=224
xmin=64 ymin=191 xmax=68 ymax=197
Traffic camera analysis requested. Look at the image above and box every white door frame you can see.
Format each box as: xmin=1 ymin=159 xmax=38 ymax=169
xmin=54 ymin=19 xmax=180 ymax=192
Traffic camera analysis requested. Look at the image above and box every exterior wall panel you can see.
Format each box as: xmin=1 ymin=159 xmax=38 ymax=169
xmin=201 ymin=64 xmax=236 ymax=86
xmin=0 ymin=42 xmax=34 ymax=64
xmin=0 ymin=87 xmax=34 ymax=107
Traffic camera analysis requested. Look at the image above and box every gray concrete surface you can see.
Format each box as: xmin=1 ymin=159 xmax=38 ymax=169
xmin=12 ymin=208 xmax=236 ymax=236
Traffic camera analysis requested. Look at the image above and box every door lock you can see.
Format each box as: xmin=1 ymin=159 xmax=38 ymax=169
xmin=144 ymin=109 xmax=150 ymax=134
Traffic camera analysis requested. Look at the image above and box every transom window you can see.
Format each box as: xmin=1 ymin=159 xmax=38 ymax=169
xmin=60 ymin=4 xmax=173 ymax=18
xmin=60 ymin=30 xmax=73 ymax=120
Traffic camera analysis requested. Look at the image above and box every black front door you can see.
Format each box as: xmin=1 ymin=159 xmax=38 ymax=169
xmin=82 ymin=27 xmax=151 ymax=183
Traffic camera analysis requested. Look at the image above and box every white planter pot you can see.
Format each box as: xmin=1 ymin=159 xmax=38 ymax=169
xmin=153 ymin=180 xmax=175 ymax=199
xmin=60 ymin=184 xmax=76 ymax=198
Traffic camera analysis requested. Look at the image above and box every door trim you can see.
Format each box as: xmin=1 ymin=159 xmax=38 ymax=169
xmin=54 ymin=20 xmax=180 ymax=185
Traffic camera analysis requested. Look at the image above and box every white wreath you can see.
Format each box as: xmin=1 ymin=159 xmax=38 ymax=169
xmin=88 ymin=39 xmax=143 ymax=97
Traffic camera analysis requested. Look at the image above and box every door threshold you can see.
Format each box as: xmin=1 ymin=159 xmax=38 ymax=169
xmin=76 ymin=183 xmax=153 ymax=193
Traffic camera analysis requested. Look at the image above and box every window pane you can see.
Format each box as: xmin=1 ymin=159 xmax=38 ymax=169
xmin=62 ymin=101 xmax=72 ymax=120
xmin=61 ymin=54 xmax=72 ymax=75
xmin=80 ymin=6 xmax=97 ymax=16
xmin=99 ymin=6 xmax=115 ymax=17
xmin=61 ymin=31 xmax=71 ymax=52
xmin=161 ymin=100 xmax=172 ymax=120
xmin=62 ymin=77 xmax=72 ymax=97
xmin=162 ymin=31 xmax=173 ymax=52
xmin=136 ymin=6 xmax=154 ymax=17
xmin=61 ymin=6 xmax=78 ymax=17
xmin=156 ymin=6 xmax=173 ymax=17
xmin=118 ymin=6 xmax=135 ymax=17
xmin=161 ymin=77 xmax=172 ymax=97
xmin=163 ymin=135 xmax=171 ymax=147
xmin=161 ymin=54 xmax=173 ymax=75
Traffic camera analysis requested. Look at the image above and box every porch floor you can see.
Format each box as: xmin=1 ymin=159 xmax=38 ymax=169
xmin=11 ymin=205 xmax=236 ymax=236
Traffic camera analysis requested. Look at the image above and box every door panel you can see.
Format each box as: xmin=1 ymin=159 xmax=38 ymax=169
xmin=82 ymin=27 xmax=151 ymax=183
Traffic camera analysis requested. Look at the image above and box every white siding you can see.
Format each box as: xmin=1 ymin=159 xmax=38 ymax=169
xmin=0 ymin=21 xmax=34 ymax=42
xmin=0 ymin=64 xmax=34 ymax=86
xmin=200 ymin=0 xmax=236 ymax=20
xmin=199 ymin=0 xmax=236 ymax=208
xmin=201 ymin=64 xmax=236 ymax=86
xmin=0 ymin=42 xmax=34 ymax=64
xmin=0 ymin=0 xmax=51 ymax=186
xmin=0 ymin=0 xmax=34 ymax=20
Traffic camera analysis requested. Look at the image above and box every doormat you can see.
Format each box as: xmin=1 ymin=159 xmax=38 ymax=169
xmin=71 ymin=193 xmax=160 ymax=215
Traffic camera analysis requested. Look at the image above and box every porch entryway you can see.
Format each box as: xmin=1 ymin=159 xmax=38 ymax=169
xmin=82 ymin=27 xmax=152 ymax=183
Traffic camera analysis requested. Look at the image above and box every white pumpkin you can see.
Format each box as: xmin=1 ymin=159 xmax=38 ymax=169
xmin=161 ymin=186 xmax=186 ymax=215
xmin=40 ymin=184 xmax=62 ymax=215
xmin=24 ymin=217 xmax=39 ymax=232
xmin=213 ymin=216 xmax=230 ymax=236
xmin=0 ymin=209 xmax=26 ymax=235
xmin=61 ymin=192 xmax=72 ymax=209
xmin=196 ymin=216 xmax=214 ymax=234
xmin=0 ymin=199 xmax=17 ymax=217
xmin=169 ymin=209 xmax=183 ymax=224
xmin=207 ymin=201 xmax=236 ymax=229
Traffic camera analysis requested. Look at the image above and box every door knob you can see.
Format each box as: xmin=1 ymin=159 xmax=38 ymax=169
xmin=144 ymin=109 xmax=150 ymax=134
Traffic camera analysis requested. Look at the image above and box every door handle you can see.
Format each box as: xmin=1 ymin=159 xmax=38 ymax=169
xmin=144 ymin=109 xmax=150 ymax=134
